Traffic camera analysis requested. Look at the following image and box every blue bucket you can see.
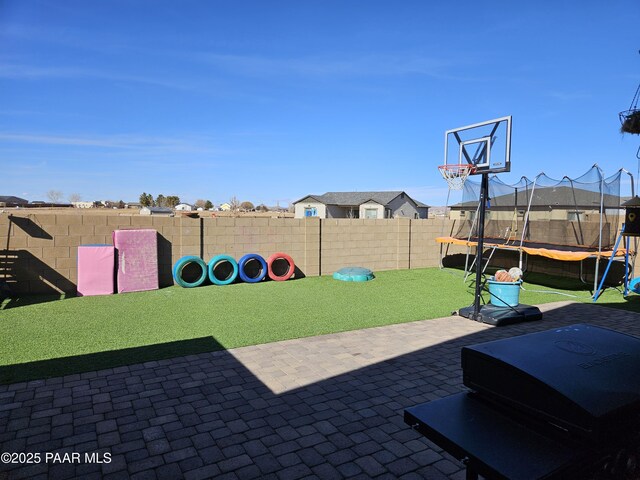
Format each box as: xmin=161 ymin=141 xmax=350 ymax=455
xmin=487 ymin=279 xmax=522 ymax=307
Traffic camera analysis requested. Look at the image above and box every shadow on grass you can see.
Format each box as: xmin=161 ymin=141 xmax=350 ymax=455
xmin=1 ymin=293 xmax=72 ymax=310
xmin=0 ymin=336 xmax=225 ymax=385
xmin=522 ymin=272 xmax=589 ymax=291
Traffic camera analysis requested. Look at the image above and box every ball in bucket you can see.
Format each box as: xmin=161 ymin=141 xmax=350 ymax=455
xmin=488 ymin=267 xmax=523 ymax=307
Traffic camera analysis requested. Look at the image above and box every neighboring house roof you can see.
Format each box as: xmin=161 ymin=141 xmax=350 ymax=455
xmin=294 ymin=191 xmax=430 ymax=208
xmin=142 ymin=207 xmax=173 ymax=214
xmin=296 ymin=195 xmax=325 ymax=204
xmin=359 ymin=198 xmax=384 ymax=206
xmin=0 ymin=196 xmax=28 ymax=205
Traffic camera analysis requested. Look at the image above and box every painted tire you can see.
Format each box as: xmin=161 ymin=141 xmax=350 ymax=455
xmin=173 ymin=255 xmax=207 ymax=288
xmin=208 ymin=254 xmax=239 ymax=285
xmin=267 ymin=252 xmax=295 ymax=281
xmin=238 ymin=253 xmax=267 ymax=283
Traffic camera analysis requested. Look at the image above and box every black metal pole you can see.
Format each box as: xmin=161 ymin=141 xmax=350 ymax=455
xmin=473 ymin=173 xmax=489 ymax=320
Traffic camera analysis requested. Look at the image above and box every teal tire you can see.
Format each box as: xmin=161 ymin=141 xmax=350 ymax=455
xmin=173 ymin=256 xmax=207 ymax=288
xmin=208 ymin=255 xmax=239 ymax=285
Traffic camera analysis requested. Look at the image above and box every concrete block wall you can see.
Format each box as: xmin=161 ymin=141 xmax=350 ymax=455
xmin=0 ymin=213 xmax=326 ymax=294
xmin=320 ymin=218 xmax=412 ymax=275
xmin=409 ymin=219 xmax=467 ymax=268
xmin=0 ymin=213 xmax=183 ymax=294
xmin=201 ymin=217 xmax=320 ymax=277
xmin=1 ymin=211 xmax=630 ymax=295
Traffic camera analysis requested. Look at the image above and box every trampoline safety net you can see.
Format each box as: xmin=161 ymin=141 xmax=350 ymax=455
xmin=454 ymin=165 xmax=624 ymax=251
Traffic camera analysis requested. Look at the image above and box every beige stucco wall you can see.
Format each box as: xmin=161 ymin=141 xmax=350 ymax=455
xmin=0 ymin=211 xmax=630 ymax=295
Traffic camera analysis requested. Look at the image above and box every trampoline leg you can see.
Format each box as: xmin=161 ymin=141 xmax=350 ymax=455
xmin=518 ymin=249 xmax=523 ymax=271
xmin=624 ymin=236 xmax=630 ymax=297
xmin=464 ymin=246 xmax=474 ymax=282
xmin=579 ymin=260 xmax=588 ymax=285
xmin=593 ymin=226 xmax=624 ymax=302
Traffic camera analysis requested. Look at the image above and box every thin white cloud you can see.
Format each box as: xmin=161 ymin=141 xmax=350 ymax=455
xmin=0 ymin=62 xmax=198 ymax=91
xmin=0 ymin=132 xmax=225 ymax=156
xmin=0 ymin=60 xmax=279 ymax=102
xmin=192 ymin=52 xmax=467 ymax=80
xmin=546 ymin=90 xmax=592 ymax=102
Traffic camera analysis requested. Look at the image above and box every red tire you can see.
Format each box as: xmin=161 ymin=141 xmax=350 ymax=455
xmin=267 ymin=252 xmax=295 ymax=281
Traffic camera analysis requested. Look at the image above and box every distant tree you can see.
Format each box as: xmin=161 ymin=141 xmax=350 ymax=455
xmin=117 ymin=200 xmax=125 ymax=209
xmin=165 ymin=196 xmax=180 ymax=208
xmin=68 ymin=193 xmax=81 ymax=203
xmin=194 ymin=199 xmax=206 ymax=209
xmin=156 ymin=194 xmax=166 ymax=207
xmin=47 ymin=190 xmax=63 ymax=203
xmin=229 ymin=196 xmax=240 ymax=212
xmin=287 ymin=203 xmax=294 ymax=213
xmin=204 ymin=200 xmax=213 ymax=210
xmin=140 ymin=192 xmax=154 ymax=207
xmin=256 ymin=204 xmax=268 ymax=212
xmin=240 ymin=201 xmax=255 ymax=211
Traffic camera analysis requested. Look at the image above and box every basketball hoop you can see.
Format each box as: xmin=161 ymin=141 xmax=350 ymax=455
xmin=438 ymin=164 xmax=476 ymax=190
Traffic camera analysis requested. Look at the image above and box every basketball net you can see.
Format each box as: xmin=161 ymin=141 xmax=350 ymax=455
xmin=438 ymin=164 xmax=476 ymax=190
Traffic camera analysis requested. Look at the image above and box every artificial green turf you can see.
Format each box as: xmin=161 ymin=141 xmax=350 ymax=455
xmin=0 ymin=267 xmax=635 ymax=383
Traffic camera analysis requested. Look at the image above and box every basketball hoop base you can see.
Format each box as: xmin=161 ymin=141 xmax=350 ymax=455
xmin=458 ymin=304 xmax=542 ymax=326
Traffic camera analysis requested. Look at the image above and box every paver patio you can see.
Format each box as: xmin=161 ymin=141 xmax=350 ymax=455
xmin=1 ymin=300 xmax=639 ymax=479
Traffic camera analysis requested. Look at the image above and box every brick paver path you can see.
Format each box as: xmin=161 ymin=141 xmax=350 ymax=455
xmin=2 ymin=301 xmax=640 ymax=479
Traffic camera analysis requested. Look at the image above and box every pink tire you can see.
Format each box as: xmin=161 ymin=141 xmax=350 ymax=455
xmin=267 ymin=253 xmax=295 ymax=281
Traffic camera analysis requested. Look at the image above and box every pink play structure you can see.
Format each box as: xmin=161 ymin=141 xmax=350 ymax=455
xmin=112 ymin=229 xmax=159 ymax=293
xmin=77 ymin=245 xmax=115 ymax=296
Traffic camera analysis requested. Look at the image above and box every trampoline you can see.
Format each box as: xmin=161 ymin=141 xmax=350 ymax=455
xmin=437 ymin=236 xmax=630 ymax=262
xmin=439 ymin=165 xmax=636 ymax=292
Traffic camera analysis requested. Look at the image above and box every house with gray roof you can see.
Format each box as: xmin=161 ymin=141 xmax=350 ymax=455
xmin=140 ymin=206 xmax=174 ymax=216
xmin=0 ymin=196 xmax=28 ymax=207
xmin=293 ymin=191 xmax=429 ymax=219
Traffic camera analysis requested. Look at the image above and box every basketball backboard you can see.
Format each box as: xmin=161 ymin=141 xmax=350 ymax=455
xmin=444 ymin=116 xmax=512 ymax=175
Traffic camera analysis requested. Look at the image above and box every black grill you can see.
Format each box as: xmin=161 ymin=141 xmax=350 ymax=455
xmin=405 ymin=324 xmax=640 ymax=480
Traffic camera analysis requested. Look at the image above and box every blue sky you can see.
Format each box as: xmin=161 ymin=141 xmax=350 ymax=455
xmin=1 ymin=0 xmax=639 ymax=207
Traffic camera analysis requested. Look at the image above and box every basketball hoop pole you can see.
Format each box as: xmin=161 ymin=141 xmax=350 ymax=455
xmin=472 ymin=173 xmax=490 ymax=320
xmin=449 ymin=115 xmax=543 ymax=325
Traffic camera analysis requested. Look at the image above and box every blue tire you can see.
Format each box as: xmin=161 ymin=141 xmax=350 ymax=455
xmin=238 ymin=253 xmax=267 ymax=283
xmin=208 ymin=255 xmax=239 ymax=285
xmin=172 ymin=256 xmax=207 ymax=288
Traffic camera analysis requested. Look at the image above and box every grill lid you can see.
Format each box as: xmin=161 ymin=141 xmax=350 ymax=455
xmin=462 ymin=324 xmax=640 ymax=439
